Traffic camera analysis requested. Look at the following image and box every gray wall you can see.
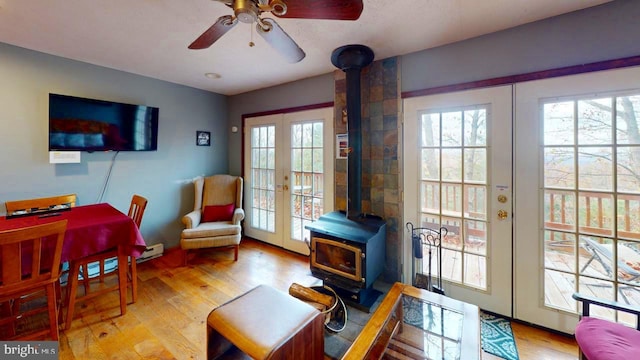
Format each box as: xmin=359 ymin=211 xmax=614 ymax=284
xmin=0 ymin=43 xmax=229 ymax=249
xmin=228 ymin=0 xmax=640 ymax=175
xmin=401 ymin=0 xmax=640 ymax=93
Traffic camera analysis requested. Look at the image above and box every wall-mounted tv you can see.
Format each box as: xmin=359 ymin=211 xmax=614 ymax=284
xmin=49 ymin=93 xmax=159 ymax=152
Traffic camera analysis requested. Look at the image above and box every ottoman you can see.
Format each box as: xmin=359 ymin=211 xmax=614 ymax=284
xmin=207 ymin=284 xmax=325 ymax=359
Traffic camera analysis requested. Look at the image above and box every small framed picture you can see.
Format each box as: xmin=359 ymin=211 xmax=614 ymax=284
xmin=336 ymin=133 xmax=348 ymax=159
xmin=196 ymin=131 xmax=211 ymax=146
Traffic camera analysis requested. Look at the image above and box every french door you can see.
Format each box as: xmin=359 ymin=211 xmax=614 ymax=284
xmin=515 ymin=66 xmax=640 ymax=333
xmin=403 ymin=85 xmax=513 ymax=316
xmin=243 ymin=107 xmax=334 ymax=255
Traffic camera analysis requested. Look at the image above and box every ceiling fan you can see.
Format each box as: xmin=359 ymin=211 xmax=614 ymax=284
xmin=188 ymin=0 xmax=364 ymax=63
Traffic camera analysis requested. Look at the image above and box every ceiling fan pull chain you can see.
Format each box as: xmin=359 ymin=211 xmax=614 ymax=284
xmin=249 ymin=22 xmax=255 ymax=47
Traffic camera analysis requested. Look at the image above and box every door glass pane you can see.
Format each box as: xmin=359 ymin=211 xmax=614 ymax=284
xmin=418 ymin=107 xmax=489 ymax=291
xmin=543 ymin=93 xmax=640 ymax=316
xmin=616 ymin=95 xmax=640 ymax=145
xmin=618 ymin=194 xmax=640 ymax=240
xmin=250 ymin=125 xmax=276 ymax=232
xmin=421 ymin=149 xmax=440 ymax=180
xmin=441 ymin=149 xmax=462 ymax=182
xmin=544 ymin=148 xmax=575 ymax=189
xmin=544 ymin=231 xmax=576 ymax=272
xmin=577 ymin=98 xmax=612 ymax=145
xmin=577 ymin=147 xmax=613 ymax=191
xmin=290 ymin=121 xmax=324 ymax=241
xmin=464 ymin=185 xmax=487 ymax=221
xmin=463 ymin=109 xmax=487 ymax=146
xmin=464 ymin=148 xmax=486 ymax=183
xmin=544 ymin=102 xmax=574 ymax=146
xmin=618 ymin=147 xmax=640 ymax=193
xmin=544 ymin=190 xmax=576 ymax=232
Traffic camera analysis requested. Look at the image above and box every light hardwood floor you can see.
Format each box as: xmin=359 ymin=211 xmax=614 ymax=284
xmin=58 ymin=238 xmax=579 ymax=360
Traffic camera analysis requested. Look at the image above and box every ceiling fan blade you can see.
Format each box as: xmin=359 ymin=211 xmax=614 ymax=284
xmin=274 ymin=0 xmax=363 ymax=20
xmin=257 ymin=18 xmax=305 ymax=63
xmin=188 ymin=15 xmax=238 ymax=50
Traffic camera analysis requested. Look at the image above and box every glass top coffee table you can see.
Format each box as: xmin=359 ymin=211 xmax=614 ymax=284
xmin=342 ymin=282 xmax=481 ymax=360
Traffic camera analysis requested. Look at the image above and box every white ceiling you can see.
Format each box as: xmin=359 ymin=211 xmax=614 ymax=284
xmin=0 ymin=0 xmax=612 ymax=96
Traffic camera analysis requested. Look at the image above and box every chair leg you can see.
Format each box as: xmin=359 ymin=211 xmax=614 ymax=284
xmin=65 ymin=261 xmax=81 ymax=330
xmin=129 ymin=256 xmax=138 ymax=303
xmin=117 ymin=253 xmax=127 ymax=316
xmin=234 ymin=245 xmax=239 ymax=261
xmin=184 ymin=249 xmax=189 ymax=266
xmin=45 ymin=283 xmax=60 ymax=340
xmin=79 ymin=263 xmax=90 ymax=294
xmin=99 ymin=259 xmax=106 ymax=283
xmin=1 ymin=300 xmax=17 ymax=338
xmin=56 ymin=279 xmax=64 ymax=326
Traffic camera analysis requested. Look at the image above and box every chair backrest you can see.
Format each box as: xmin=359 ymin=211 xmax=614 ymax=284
xmin=194 ymin=175 xmax=243 ymax=210
xmin=0 ymin=220 xmax=67 ymax=294
xmin=128 ymin=194 xmax=148 ymax=228
xmin=5 ymin=194 xmax=77 ymax=215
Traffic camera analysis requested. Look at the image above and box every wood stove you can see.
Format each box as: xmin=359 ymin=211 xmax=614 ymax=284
xmin=307 ymin=211 xmax=386 ymax=308
xmin=306 ymin=44 xmax=385 ymax=310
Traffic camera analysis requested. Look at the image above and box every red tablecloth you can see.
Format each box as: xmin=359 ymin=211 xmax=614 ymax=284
xmin=0 ymin=203 xmax=147 ymax=262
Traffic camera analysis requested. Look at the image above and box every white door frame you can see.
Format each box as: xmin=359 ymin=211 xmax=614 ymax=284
xmin=403 ymin=85 xmax=513 ymax=316
xmin=514 ymin=65 xmax=640 ymax=333
xmin=243 ymin=107 xmax=334 ymax=254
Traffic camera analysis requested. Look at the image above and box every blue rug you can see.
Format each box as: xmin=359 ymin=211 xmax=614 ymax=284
xmin=480 ymin=311 xmax=520 ymax=360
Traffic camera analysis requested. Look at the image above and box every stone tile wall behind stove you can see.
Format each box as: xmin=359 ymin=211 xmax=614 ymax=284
xmin=333 ymin=56 xmax=401 ymax=283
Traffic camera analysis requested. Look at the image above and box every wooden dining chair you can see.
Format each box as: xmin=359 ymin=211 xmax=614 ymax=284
xmin=0 ymin=220 xmax=67 ymax=340
xmin=5 ymin=194 xmax=77 ymax=215
xmin=65 ymin=194 xmax=147 ymax=329
xmin=91 ymin=194 xmax=148 ymax=302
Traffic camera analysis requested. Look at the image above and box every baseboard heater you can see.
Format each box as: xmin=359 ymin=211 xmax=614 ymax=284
xmin=138 ymin=243 xmax=164 ymax=263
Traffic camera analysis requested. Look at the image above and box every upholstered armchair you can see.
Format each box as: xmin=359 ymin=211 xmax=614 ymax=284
xmin=181 ymin=175 xmax=244 ymax=264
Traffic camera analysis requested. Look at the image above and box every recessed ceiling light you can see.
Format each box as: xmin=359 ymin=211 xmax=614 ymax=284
xmin=205 ymin=72 xmax=221 ymax=79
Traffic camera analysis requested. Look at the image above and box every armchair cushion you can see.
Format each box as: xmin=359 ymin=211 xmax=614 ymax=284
xmin=203 ymin=203 xmax=235 ymax=222
xmin=182 ymin=222 xmax=241 ymax=239
xmin=575 ymin=317 xmax=640 ymax=359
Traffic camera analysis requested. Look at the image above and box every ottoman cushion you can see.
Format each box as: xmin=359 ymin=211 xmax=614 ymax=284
xmin=208 ymin=284 xmax=322 ymax=359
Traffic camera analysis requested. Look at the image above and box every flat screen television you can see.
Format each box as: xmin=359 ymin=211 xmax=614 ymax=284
xmin=49 ymin=93 xmax=159 ymax=152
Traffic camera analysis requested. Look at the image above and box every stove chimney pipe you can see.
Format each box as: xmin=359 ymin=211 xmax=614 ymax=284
xmin=331 ymin=44 xmax=374 ymax=221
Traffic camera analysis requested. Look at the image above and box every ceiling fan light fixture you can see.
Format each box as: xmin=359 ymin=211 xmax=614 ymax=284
xmin=234 ymin=0 xmax=259 ymax=23
xmin=205 ymin=72 xmax=222 ymax=79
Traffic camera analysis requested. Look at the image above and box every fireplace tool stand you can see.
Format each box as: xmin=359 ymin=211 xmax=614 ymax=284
xmin=406 ymin=222 xmax=447 ymax=295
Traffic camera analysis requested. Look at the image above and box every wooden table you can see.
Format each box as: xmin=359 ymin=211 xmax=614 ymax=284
xmin=0 ymin=203 xmax=146 ymax=321
xmin=0 ymin=203 xmax=146 ymax=262
xmin=342 ymin=282 xmax=481 ymax=360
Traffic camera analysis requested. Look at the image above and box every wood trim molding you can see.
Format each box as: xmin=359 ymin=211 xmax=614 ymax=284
xmin=401 ymin=55 xmax=640 ymax=99
xmin=241 ymin=102 xmax=334 ymax=120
